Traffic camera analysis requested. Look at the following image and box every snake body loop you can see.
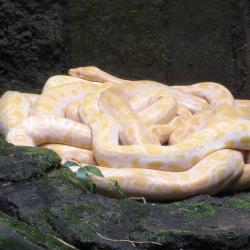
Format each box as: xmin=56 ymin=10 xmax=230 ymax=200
xmin=0 ymin=68 xmax=250 ymax=200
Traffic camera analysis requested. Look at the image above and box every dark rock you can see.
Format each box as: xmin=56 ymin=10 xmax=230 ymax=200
xmin=0 ymin=0 xmax=249 ymax=98
xmin=0 ymin=0 xmax=69 ymax=94
xmin=67 ymin=0 xmax=250 ymax=99
xmin=0 ymin=210 xmax=75 ymax=250
xmin=0 ymin=136 xmax=60 ymax=182
xmin=0 ymin=167 xmax=250 ymax=250
xmin=0 ymin=1 xmax=250 ymax=249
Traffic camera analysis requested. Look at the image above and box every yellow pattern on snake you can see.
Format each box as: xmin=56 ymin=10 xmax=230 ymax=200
xmin=0 ymin=66 xmax=250 ymax=200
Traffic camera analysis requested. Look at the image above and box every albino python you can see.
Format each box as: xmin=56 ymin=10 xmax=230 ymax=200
xmin=0 ymin=66 xmax=250 ymax=200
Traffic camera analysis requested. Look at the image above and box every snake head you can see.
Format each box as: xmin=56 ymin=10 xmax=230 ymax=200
xmin=68 ymin=68 xmax=80 ymax=77
xmin=68 ymin=66 xmax=99 ymax=79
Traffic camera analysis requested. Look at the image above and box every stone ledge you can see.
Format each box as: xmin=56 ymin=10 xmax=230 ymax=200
xmin=1 ymin=127 xmax=250 ymax=249
xmin=0 ymin=210 xmax=75 ymax=250
xmin=0 ymin=166 xmax=250 ymax=249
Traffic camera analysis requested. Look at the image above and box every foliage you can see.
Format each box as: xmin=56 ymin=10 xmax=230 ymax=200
xmin=63 ymin=161 xmax=125 ymax=198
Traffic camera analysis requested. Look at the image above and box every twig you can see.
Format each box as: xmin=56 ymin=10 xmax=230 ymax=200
xmin=53 ymin=236 xmax=78 ymax=249
xmin=117 ymin=216 xmax=135 ymax=247
xmin=83 ymin=221 xmax=162 ymax=247
xmin=128 ymin=197 xmax=147 ymax=204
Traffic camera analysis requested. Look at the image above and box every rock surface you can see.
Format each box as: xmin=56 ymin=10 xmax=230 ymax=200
xmin=0 ymin=1 xmax=250 ymax=249
xmin=0 ymin=136 xmax=60 ymax=182
xmin=67 ymin=0 xmax=250 ymax=98
xmin=0 ymin=0 xmax=68 ymax=94
xmin=0 ymin=0 xmax=249 ymax=98
xmin=0 ymin=211 xmax=74 ymax=250
xmin=0 ymin=138 xmax=250 ymax=249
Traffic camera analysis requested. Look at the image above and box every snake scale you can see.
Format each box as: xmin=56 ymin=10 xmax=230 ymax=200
xmin=0 ymin=66 xmax=250 ymax=200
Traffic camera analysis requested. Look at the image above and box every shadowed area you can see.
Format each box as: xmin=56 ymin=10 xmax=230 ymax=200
xmin=0 ymin=0 xmax=250 ymax=249
xmin=0 ymin=137 xmax=250 ymax=249
xmin=0 ymin=0 xmax=249 ymax=98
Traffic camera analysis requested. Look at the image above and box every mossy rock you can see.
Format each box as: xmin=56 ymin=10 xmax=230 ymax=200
xmin=0 ymin=168 xmax=250 ymax=249
xmin=0 ymin=210 xmax=75 ymax=250
xmin=0 ymin=136 xmax=61 ymax=182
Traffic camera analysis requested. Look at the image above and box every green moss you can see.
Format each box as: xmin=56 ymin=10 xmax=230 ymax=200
xmin=178 ymin=201 xmax=215 ymax=217
xmin=163 ymin=200 xmax=215 ymax=217
xmin=56 ymin=204 xmax=105 ymax=242
xmin=153 ymin=229 xmax=191 ymax=242
xmin=48 ymin=168 xmax=88 ymax=192
xmin=23 ymin=146 xmax=60 ymax=163
xmin=228 ymin=196 xmax=250 ymax=209
xmin=163 ymin=201 xmax=182 ymax=212
xmin=56 ymin=183 xmax=76 ymax=193
xmin=0 ymin=235 xmax=11 ymax=245
xmin=0 ymin=211 xmax=74 ymax=249
xmin=164 ymin=200 xmax=215 ymax=217
xmin=27 ymin=208 xmax=57 ymax=235
xmin=60 ymin=202 xmax=111 ymax=223
xmin=0 ymin=136 xmax=14 ymax=150
xmin=22 ymin=146 xmax=43 ymax=155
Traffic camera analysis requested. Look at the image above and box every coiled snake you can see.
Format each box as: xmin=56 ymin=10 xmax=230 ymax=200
xmin=1 ymin=66 xmax=250 ymax=200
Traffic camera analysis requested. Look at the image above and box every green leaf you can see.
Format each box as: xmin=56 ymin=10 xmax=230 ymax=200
xmin=76 ymin=167 xmax=89 ymax=180
xmin=84 ymin=179 xmax=97 ymax=194
xmin=84 ymin=165 xmax=104 ymax=177
xmin=63 ymin=161 xmax=81 ymax=168
xmin=108 ymin=180 xmax=125 ymax=198
xmin=75 ymin=165 xmax=124 ymax=197
xmin=90 ymin=183 xmax=97 ymax=193
xmin=75 ymin=167 xmax=97 ymax=194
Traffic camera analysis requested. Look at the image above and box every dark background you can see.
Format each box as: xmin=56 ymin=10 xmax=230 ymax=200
xmin=0 ymin=0 xmax=249 ymax=98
